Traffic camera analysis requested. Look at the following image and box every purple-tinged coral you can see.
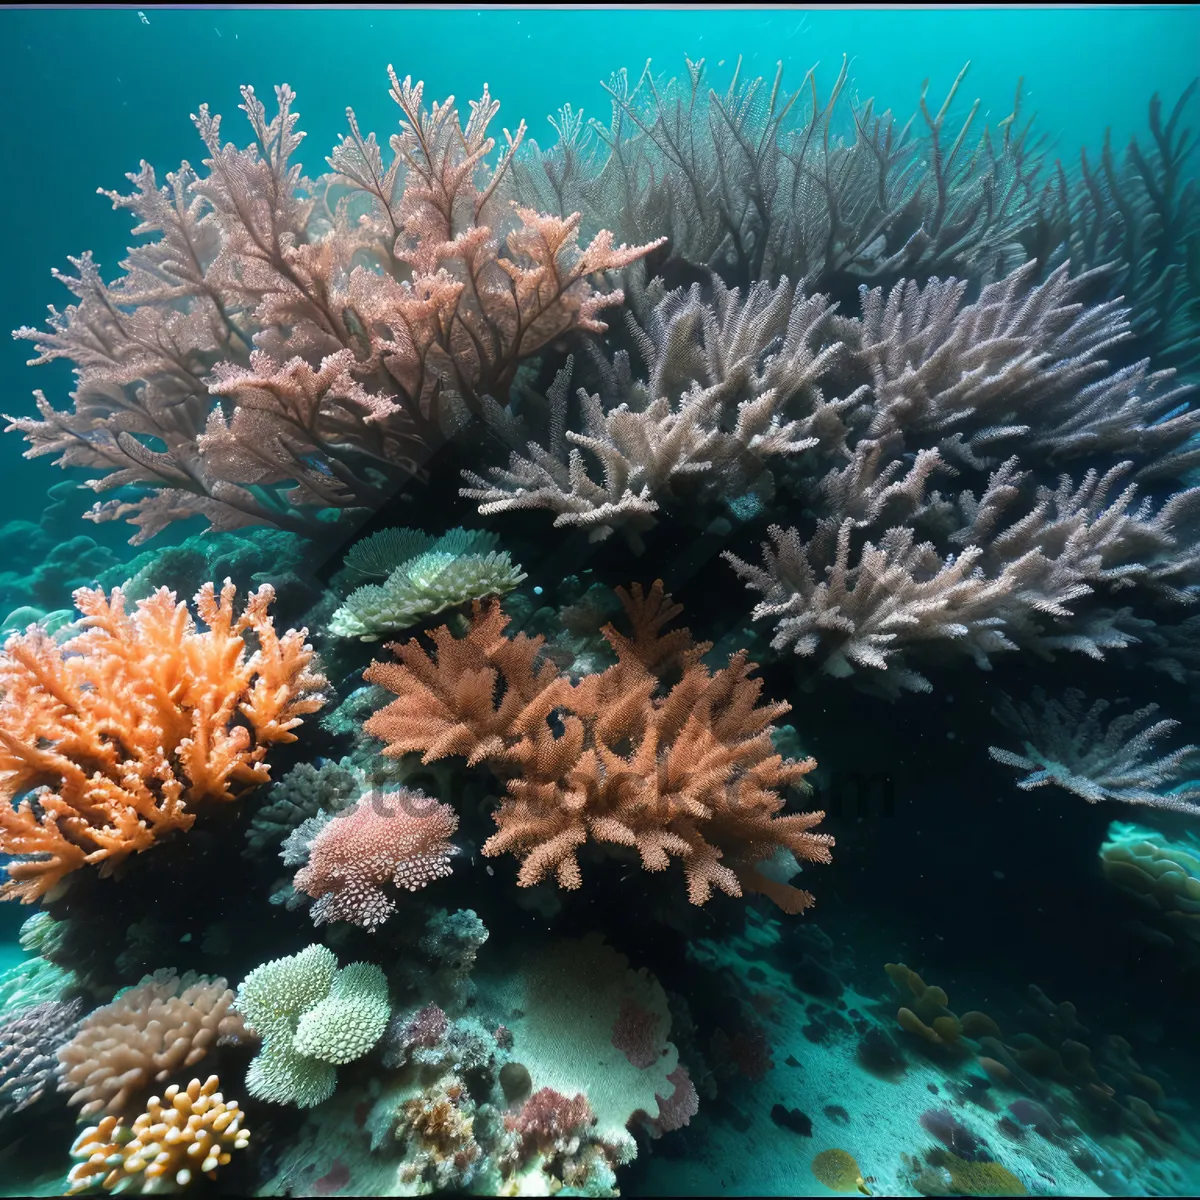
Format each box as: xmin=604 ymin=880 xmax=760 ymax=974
xmin=0 ymin=997 xmax=84 ymax=1121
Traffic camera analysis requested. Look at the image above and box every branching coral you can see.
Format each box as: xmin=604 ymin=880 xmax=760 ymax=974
xmin=461 ymin=279 xmax=848 ymax=548
xmin=66 ymin=1075 xmax=250 ymax=1194
xmin=0 ymin=580 xmax=327 ymax=901
xmin=1039 ymin=82 xmax=1200 ymax=377
xmin=515 ymin=57 xmax=1045 ymax=297
xmin=330 ymin=527 xmax=526 ymax=640
xmin=7 ymin=73 xmax=661 ymax=541
xmin=57 ymin=969 xmax=248 ymax=1118
xmin=289 ymin=788 xmax=459 ymax=929
xmin=710 ymin=257 xmax=1200 ymax=694
xmin=235 ymin=945 xmax=389 ymax=1108
xmin=988 ymin=687 xmax=1200 ymax=814
xmin=363 ymin=581 xmax=830 ymax=910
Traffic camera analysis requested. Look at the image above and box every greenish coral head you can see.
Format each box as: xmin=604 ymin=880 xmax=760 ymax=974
xmin=330 ymin=530 xmax=526 ymax=640
xmin=235 ymin=943 xmax=338 ymax=1039
xmin=245 ymin=1039 xmax=338 ymax=1108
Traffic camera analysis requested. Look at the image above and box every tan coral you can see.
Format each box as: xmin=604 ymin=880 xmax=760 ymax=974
xmin=365 ymin=581 xmax=831 ymax=911
xmin=58 ymin=970 xmax=250 ymax=1118
xmin=67 ymin=1075 xmax=250 ymax=1194
xmin=0 ymin=581 xmax=327 ymax=901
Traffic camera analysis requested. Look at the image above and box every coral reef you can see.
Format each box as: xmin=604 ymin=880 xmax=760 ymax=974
xmin=988 ymin=687 xmax=1200 ymax=813
xmin=66 ymin=1075 xmax=250 ymax=1194
xmin=235 ymin=945 xmax=390 ymax=1107
xmin=364 ymin=580 xmax=831 ymax=910
xmin=330 ymin=526 xmax=526 ymax=640
xmin=57 ymin=969 xmax=248 ymax=1117
xmin=2 ymin=40 xmax=1200 ymax=1200
xmin=0 ymin=581 xmax=327 ymax=900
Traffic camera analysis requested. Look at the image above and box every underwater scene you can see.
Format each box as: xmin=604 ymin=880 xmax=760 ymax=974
xmin=1 ymin=3 xmax=1200 ymax=1195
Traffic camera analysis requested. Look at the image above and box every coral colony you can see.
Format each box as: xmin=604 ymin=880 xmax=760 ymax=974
xmin=0 ymin=50 xmax=1198 ymax=1198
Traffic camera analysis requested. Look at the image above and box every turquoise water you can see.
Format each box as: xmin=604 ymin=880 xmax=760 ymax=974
xmin=1 ymin=4 xmax=1199 ymax=1197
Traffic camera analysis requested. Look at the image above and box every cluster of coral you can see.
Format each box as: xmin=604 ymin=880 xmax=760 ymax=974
xmin=0 ymin=46 xmax=1198 ymax=1200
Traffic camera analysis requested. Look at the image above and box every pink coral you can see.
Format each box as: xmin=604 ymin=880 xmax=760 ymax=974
xmin=611 ymin=998 xmax=662 ymax=1069
xmin=644 ymin=1066 xmax=699 ymax=1137
xmin=505 ymin=1088 xmax=595 ymax=1151
xmin=292 ymin=789 xmax=458 ymax=929
xmin=8 ymin=76 xmax=661 ymax=542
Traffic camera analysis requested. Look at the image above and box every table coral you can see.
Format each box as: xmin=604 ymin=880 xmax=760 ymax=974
xmin=66 ymin=1074 xmax=250 ymax=1194
xmin=364 ymin=579 xmax=831 ymax=912
xmin=0 ymin=580 xmax=327 ymax=901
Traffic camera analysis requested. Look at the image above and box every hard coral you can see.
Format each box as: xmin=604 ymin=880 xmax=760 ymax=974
xmin=8 ymin=73 xmax=661 ymax=541
xmin=235 ymin=945 xmax=389 ymax=1108
xmin=0 ymin=580 xmax=327 ymax=901
xmin=57 ymin=969 xmax=248 ymax=1118
xmin=364 ymin=580 xmax=831 ymax=911
xmin=66 ymin=1075 xmax=250 ymax=1194
xmin=0 ymin=997 xmax=83 ymax=1121
xmin=291 ymin=789 xmax=459 ymax=929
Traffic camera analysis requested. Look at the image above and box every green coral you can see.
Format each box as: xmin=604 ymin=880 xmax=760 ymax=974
xmin=243 ymin=757 xmax=365 ymax=858
xmin=235 ymin=945 xmax=390 ymax=1107
xmin=330 ymin=527 xmax=526 ymax=641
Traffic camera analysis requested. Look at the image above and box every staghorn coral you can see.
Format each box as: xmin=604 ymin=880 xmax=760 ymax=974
xmin=988 ymin=687 xmax=1200 ymax=814
xmin=363 ymin=580 xmax=831 ymax=911
xmin=234 ymin=944 xmax=389 ymax=1108
xmin=290 ymin=788 xmax=459 ymax=929
xmin=7 ymin=72 xmax=661 ymax=542
xmin=0 ymin=580 xmax=327 ymax=901
xmin=330 ymin=527 xmax=526 ymax=641
xmin=461 ymin=279 xmax=847 ymax=549
xmin=66 ymin=1074 xmax=250 ymax=1194
xmin=0 ymin=997 xmax=83 ymax=1122
xmin=515 ymin=56 xmax=1044 ymax=297
xmin=57 ymin=969 xmax=248 ymax=1118
xmin=1038 ymin=82 xmax=1200 ymax=378
xmin=708 ymin=255 xmax=1200 ymax=698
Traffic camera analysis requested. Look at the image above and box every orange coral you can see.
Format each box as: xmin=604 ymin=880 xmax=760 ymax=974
xmin=0 ymin=581 xmax=327 ymax=901
xmin=364 ymin=581 xmax=831 ymax=911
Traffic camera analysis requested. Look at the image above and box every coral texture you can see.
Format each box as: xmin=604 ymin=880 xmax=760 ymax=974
xmin=0 ymin=997 xmax=83 ymax=1122
xmin=235 ymin=945 xmax=389 ymax=1108
xmin=243 ymin=756 xmax=363 ymax=858
xmin=66 ymin=1075 xmax=250 ymax=1194
xmin=291 ymin=789 xmax=459 ymax=929
xmin=489 ymin=932 xmax=679 ymax=1156
xmin=8 ymin=75 xmax=661 ymax=541
xmin=364 ymin=580 xmax=831 ymax=911
xmin=0 ymin=580 xmax=327 ymax=900
xmin=988 ymin=687 xmax=1200 ymax=813
xmin=57 ymin=969 xmax=248 ymax=1118
xmin=1099 ymin=821 xmax=1200 ymax=958
xmin=330 ymin=527 xmax=526 ymax=641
